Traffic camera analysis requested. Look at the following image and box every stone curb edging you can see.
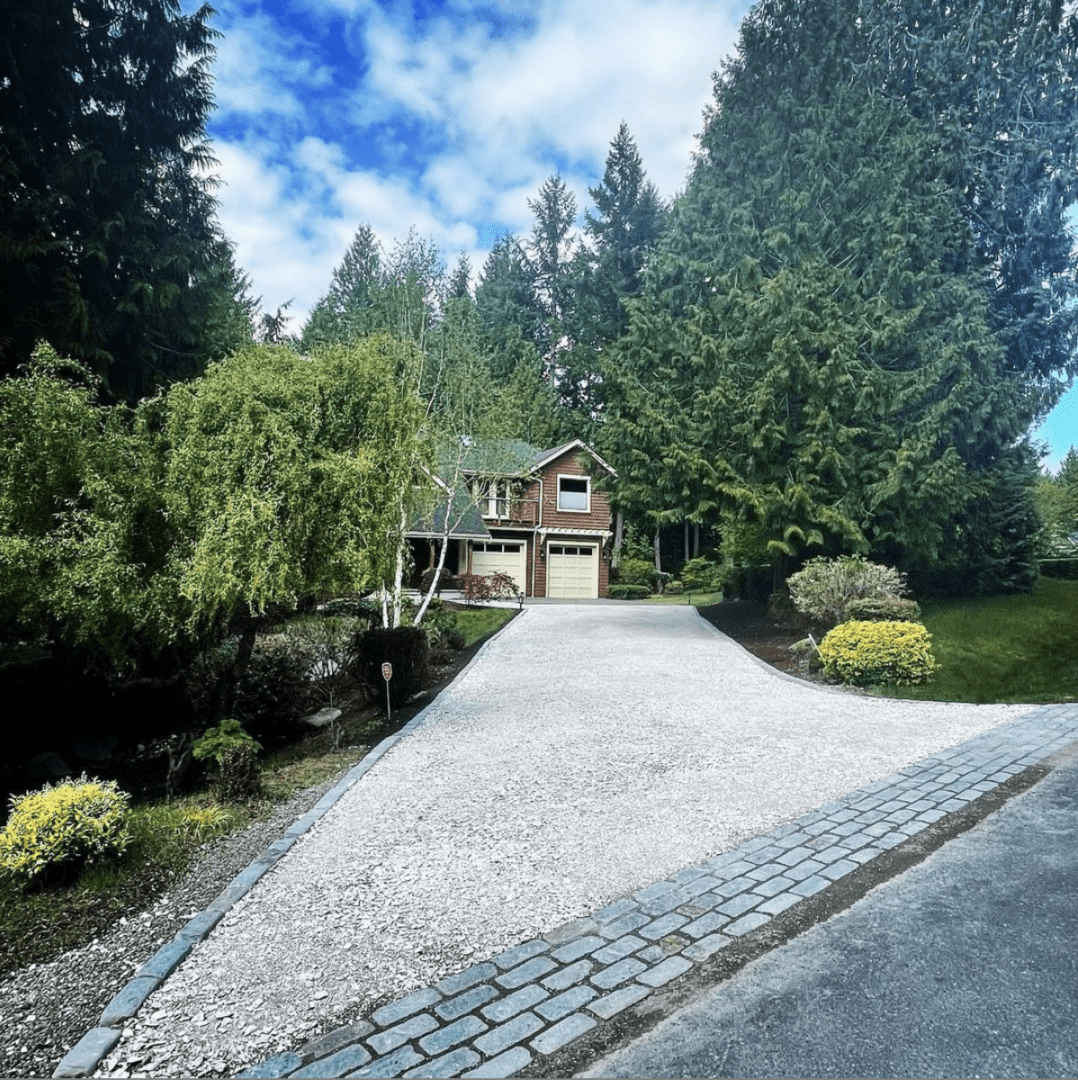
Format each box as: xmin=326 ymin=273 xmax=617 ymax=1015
xmin=51 ymin=613 xmax=525 ymax=1080
xmin=232 ymin=702 xmax=1078 ymax=1080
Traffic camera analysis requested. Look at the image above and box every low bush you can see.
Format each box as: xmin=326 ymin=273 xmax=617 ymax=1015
xmin=664 ymin=580 xmax=684 ymax=594
xmin=356 ymin=625 xmax=429 ymax=706
xmin=847 ymin=597 xmax=922 ymax=622
xmin=608 ymin=584 xmax=651 ymax=600
xmin=457 ymin=572 xmax=516 ymax=605
xmin=0 ymin=776 xmax=131 ymax=888
xmin=818 ymin=620 xmax=937 ymax=686
xmin=680 ymin=557 xmax=721 ymax=591
xmin=788 ymin=555 xmax=907 ymax=627
xmin=615 ymin=557 xmax=658 ymax=588
xmin=192 ymin=719 xmax=263 ymax=803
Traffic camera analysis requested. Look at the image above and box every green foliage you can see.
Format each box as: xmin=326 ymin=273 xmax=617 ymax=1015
xmin=177 ymin=805 xmax=230 ymax=843
xmin=598 ymin=0 xmax=1064 ymax=585
xmin=664 ymin=580 xmax=684 ymax=594
xmin=356 ymin=626 xmax=430 ymax=707
xmin=608 ymin=584 xmax=651 ymax=600
xmin=679 ymin=557 xmax=721 ymax=591
xmin=0 ymin=777 xmax=131 ymax=888
xmin=284 ymin=616 xmax=360 ymax=711
xmin=191 ymin=719 xmax=261 ymax=765
xmin=0 ymin=0 xmax=245 ymax=401
xmin=787 ymin=556 xmax=907 ymax=628
xmin=214 ymin=744 xmax=262 ymax=803
xmin=818 ymin=620 xmax=937 ymax=686
xmin=846 ymin=597 xmax=921 ymax=623
xmin=614 ymin=557 xmax=656 ymax=587
xmin=0 ymin=347 xmax=179 ymax=671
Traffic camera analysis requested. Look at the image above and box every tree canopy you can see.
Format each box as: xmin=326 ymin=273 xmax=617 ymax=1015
xmin=0 ymin=0 xmax=251 ymax=402
xmin=598 ymin=1 xmax=1058 ymax=587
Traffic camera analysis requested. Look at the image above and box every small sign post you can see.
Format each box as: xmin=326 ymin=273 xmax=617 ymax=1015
xmin=381 ymin=662 xmax=393 ymax=721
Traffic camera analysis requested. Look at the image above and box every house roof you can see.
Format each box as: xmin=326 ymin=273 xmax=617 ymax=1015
xmin=442 ymin=437 xmax=617 ymax=480
xmin=408 ymin=490 xmax=491 ymax=541
xmin=532 ymin=438 xmax=617 ymax=477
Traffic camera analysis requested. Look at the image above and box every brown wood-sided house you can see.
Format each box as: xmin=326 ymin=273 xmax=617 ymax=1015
xmin=407 ymin=438 xmax=617 ymax=599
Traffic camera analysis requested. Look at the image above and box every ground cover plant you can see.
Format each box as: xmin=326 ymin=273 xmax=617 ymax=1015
xmin=887 ymin=577 xmax=1078 ymax=704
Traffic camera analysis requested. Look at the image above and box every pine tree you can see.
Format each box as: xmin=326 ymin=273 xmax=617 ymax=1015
xmin=0 ymin=0 xmax=229 ymax=401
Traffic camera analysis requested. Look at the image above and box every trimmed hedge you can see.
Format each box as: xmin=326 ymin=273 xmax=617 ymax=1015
xmin=819 ymin=620 xmax=937 ymax=686
xmin=608 ymin=584 xmax=651 ymax=600
xmin=1040 ymin=558 xmax=1078 ymax=580
xmin=846 ymin=597 xmax=922 ymax=622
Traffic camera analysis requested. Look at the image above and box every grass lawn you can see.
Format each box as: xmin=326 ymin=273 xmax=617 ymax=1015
xmin=889 ymin=577 xmax=1078 ymax=704
xmin=452 ymin=604 xmax=515 ymax=646
xmin=646 ymin=589 xmax=726 ymax=606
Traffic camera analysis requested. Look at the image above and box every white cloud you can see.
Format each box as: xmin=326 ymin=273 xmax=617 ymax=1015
xmin=198 ymin=0 xmax=751 ymax=325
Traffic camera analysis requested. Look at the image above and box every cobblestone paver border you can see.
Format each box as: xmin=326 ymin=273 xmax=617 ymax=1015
xmin=55 ymin=699 xmax=1078 ymax=1079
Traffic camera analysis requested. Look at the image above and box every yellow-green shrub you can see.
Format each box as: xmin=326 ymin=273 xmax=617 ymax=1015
xmin=0 ymin=776 xmax=131 ymax=888
xmin=819 ymin=620 xmax=937 ymax=686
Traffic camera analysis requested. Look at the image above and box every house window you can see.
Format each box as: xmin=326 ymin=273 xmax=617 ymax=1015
xmin=557 ymin=475 xmax=589 ymax=512
xmin=476 ymin=481 xmax=507 ymax=518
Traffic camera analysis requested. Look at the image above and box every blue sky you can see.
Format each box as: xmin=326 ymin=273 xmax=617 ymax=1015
xmin=188 ymin=0 xmax=1076 ymax=472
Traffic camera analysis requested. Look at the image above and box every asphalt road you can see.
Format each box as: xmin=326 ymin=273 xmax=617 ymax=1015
xmin=583 ymin=745 xmax=1078 ymax=1078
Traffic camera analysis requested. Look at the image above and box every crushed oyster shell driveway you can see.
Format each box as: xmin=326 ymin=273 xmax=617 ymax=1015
xmin=87 ymin=604 xmax=1037 ymax=1078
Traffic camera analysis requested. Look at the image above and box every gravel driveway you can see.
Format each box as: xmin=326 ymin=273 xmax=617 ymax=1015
xmin=97 ymin=604 xmax=1032 ymax=1076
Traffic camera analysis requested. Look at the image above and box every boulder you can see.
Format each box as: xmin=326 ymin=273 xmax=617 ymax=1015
xmin=302 ymin=708 xmax=341 ymax=729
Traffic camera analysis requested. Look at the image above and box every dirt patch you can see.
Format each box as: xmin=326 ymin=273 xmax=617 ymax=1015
xmin=696 ymin=600 xmax=819 ymax=680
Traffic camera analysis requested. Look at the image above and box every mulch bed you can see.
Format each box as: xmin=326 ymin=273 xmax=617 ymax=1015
xmin=696 ymin=599 xmax=818 ymax=680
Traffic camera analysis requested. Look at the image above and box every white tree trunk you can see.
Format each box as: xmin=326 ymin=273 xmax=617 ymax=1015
xmin=414 ymin=535 xmax=449 ymax=627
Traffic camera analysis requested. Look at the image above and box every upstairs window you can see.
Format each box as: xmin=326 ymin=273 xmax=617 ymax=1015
xmin=557 ymin=475 xmax=589 ymax=512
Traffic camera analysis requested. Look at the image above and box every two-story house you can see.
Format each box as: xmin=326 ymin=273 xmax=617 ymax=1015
xmin=407 ymin=438 xmax=617 ymax=599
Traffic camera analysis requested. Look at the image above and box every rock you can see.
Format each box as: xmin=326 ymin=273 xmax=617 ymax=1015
xmin=302 ymin=708 xmax=341 ymax=729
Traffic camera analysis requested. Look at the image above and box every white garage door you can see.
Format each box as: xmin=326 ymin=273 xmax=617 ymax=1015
xmin=471 ymin=541 xmax=526 ymax=592
xmin=547 ymin=543 xmax=599 ymax=599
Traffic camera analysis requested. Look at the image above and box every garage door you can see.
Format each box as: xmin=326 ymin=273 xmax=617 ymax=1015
xmin=470 ymin=541 xmax=526 ymax=592
xmin=547 ymin=543 xmax=599 ymax=599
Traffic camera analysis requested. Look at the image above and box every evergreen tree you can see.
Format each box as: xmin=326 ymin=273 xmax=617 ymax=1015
xmin=0 ymin=0 xmax=229 ymax=402
xmin=475 ymin=233 xmax=543 ymax=382
xmin=602 ymin=35 xmax=1013 ymax=575
xmin=583 ymin=123 xmax=667 ymax=342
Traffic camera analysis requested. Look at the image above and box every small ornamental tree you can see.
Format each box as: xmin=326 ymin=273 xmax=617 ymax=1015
xmin=787 ymin=556 xmax=907 ymax=628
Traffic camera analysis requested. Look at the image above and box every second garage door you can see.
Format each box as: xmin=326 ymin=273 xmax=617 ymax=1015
xmin=547 ymin=543 xmax=599 ymax=599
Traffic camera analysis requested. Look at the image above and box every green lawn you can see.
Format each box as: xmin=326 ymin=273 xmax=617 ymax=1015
xmin=646 ymin=589 xmax=726 ymax=606
xmin=889 ymin=577 xmax=1078 ymax=703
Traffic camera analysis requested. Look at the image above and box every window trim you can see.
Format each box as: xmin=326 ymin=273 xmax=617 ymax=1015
xmin=556 ymin=473 xmax=591 ymax=514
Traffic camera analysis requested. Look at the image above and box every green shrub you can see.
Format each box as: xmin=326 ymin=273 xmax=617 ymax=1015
xmin=192 ymin=718 xmax=262 ymax=764
xmin=846 ymin=597 xmax=922 ymax=622
xmin=0 ymin=776 xmax=131 ymax=888
xmin=680 ymin=557 xmax=721 ymax=591
xmin=608 ymin=584 xmax=651 ymax=600
xmin=615 ymin=557 xmax=657 ymax=587
xmin=665 ymin=580 xmax=684 ymax=594
xmin=818 ymin=620 xmax=937 ymax=686
xmin=192 ymin=720 xmax=263 ymax=803
xmin=236 ymin=639 xmax=312 ymax=742
xmin=356 ymin=625 xmax=430 ymax=706
xmin=215 ymin=744 xmax=262 ymax=802
xmin=787 ymin=555 xmax=907 ymax=627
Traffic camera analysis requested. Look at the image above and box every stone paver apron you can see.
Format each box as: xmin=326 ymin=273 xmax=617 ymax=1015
xmin=56 ymin=606 xmax=1078 ymax=1079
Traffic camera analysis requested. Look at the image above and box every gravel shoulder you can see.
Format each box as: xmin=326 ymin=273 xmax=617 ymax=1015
xmin=78 ymin=604 xmax=1033 ymax=1078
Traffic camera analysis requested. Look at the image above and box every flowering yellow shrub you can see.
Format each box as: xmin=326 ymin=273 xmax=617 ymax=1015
xmin=818 ymin=620 xmax=937 ymax=686
xmin=0 ymin=776 xmax=131 ymax=887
